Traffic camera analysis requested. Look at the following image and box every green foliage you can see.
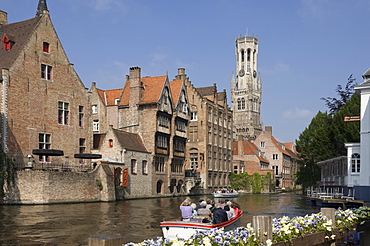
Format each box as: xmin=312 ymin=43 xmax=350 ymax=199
xmin=230 ymin=172 xmax=274 ymax=193
xmin=0 ymin=148 xmax=15 ymax=199
xmin=96 ymin=179 xmax=103 ymax=191
xmin=296 ymin=76 xmax=360 ymax=189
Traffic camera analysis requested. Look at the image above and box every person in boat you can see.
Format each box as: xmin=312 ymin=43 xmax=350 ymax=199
xmin=224 ymin=205 xmax=235 ymax=220
xmin=190 ymin=203 xmax=197 ymax=217
xmin=195 ymin=199 xmax=204 ymax=211
xmin=197 ymin=200 xmax=212 ymax=222
xmin=211 ymin=204 xmax=228 ymax=224
xmin=231 ymin=202 xmax=240 ymax=215
xmin=179 ymin=200 xmax=193 ymax=221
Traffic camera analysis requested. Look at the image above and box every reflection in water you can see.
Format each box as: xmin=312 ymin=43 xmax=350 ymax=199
xmin=0 ymin=193 xmax=320 ymax=245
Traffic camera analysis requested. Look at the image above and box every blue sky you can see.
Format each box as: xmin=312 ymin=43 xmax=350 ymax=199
xmin=3 ymin=0 xmax=370 ymax=143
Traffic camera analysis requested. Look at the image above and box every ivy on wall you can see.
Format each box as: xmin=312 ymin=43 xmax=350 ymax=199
xmin=230 ymin=172 xmax=274 ymax=194
xmin=0 ymin=148 xmax=15 ymax=199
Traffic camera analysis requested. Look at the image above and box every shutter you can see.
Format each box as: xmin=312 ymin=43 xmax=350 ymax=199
xmin=122 ymin=168 xmax=129 ymax=187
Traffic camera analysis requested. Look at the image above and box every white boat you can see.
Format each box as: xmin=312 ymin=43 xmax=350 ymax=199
xmin=212 ymin=191 xmax=239 ymax=198
xmin=160 ymin=210 xmax=243 ymax=239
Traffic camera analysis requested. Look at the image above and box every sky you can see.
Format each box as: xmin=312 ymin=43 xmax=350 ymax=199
xmin=2 ymin=0 xmax=370 ymax=143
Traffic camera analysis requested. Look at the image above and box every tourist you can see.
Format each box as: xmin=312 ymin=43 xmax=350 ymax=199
xmin=190 ymin=203 xmax=198 ymax=217
xmin=224 ymin=205 xmax=235 ymax=219
xmin=212 ymin=204 xmax=228 ymax=224
xmin=179 ymin=199 xmax=193 ymax=221
xmin=195 ymin=199 xmax=204 ymax=211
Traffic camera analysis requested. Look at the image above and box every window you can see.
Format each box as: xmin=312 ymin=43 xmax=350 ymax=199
xmin=92 ymin=105 xmax=97 ymax=114
xmin=39 ymin=133 xmax=51 ymax=162
xmin=2 ymin=35 xmax=14 ymax=51
xmin=158 ymin=115 xmax=169 ymax=128
xmin=115 ymin=98 xmax=119 ymax=105
xmin=190 ymin=152 xmax=198 ymax=170
xmin=260 ymin=142 xmax=265 ymax=148
xmin=241 ymin=98 xmax=245 ymax=109
xmin=154 ymin=156 xmax=165 ymax=172
xmin=79 ymin=106 xmax=84 ymax=127
xmin=142 ymin=160 xmax=148 ymax=174
xmin=108 ymin=139 xmax=113 ymax=148
xmin=247 ymin=49 xmax=251 ymax=62
xmin=131 ymin=159 xmax=137 ymax=174
xmin=79 ymin=138 xmax=86 ymax=164
xmin=174 ymin=138 xmax=185 ymax=152
xmin=179 ymin=100 xmax=187 ymax=113
xmin=157 ymin=135 xmax=168 ymax=149
xmin=191 ymin=111 xmax=198 ymax=121
xmin=176 ymin=120 xmax=186 ymax=132
xmin=272 ymin=165 xmax=279 ymax=176
xmin=43 ymin=42 xmax=50 ymax=53
xmin=351 ymin=153 xmax=360 ymax=173
xmin=241 ymin=49 xmax=245 ymax=62
xmin=237 ymin=98 xmax=241 ymax=110
xmin=171 ymin=159 xmax=183 ymax=173
xmin=41 ymin=64 xmax=52 ymax=80
xmin=208 ymin=111 xmax=212 ymax=122
xmin=58 ymin=101 xmax=69 ymax=125
xmin=272 ymin=154 xmax=278 ymax=160
xmin=233 ymin=165 xmax=238 ymax=174
xmin=93 ymin=120 xmax=100 ymax=132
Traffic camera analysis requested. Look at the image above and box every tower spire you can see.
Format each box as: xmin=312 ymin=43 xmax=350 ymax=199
xmin=36 ymin=0 xmax=48 ymax=17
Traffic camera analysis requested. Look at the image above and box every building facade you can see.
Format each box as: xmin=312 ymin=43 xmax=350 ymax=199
xmin=0 ymin=1 xmax=92 ymax=170
xmin=178 ymin=68 xmax=233 ymax=193
xmin=117 ymin=67 xmax=189 ymax=196
xmin=231 ymin=35 xmax=262 ymax=140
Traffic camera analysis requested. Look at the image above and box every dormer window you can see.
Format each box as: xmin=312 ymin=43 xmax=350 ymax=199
xmin=43 ymin=42 xmax=50 ymax=53
xmin=2 ymin=34 xmax=14 ymax=51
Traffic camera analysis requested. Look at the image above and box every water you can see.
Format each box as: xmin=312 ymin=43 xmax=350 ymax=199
xmin=0 ymin=193 xmax=320 ymax=245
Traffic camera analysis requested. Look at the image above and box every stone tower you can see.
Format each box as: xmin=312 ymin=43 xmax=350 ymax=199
xmin=231 ymin=35 xmax=262 ymax=140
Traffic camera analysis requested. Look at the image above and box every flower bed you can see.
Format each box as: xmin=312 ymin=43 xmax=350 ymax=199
xmin=124 ymin=207 xmax=370 ymax=246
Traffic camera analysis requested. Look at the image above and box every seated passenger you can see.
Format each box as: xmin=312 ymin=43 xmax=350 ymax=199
xmin=224 ymin=205 xmax=235 ymax=220
xmin=212 ymin=206 xmax=228 ymax=224
xmin=179 ymin=200 xmax=193 ymax=221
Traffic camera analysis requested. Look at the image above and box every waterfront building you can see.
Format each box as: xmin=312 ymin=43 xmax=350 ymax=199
xmin=231 ymin=35 xmax=262 ymax=140
xmin=252 ymin=126 xmax=298 ymax=188
xmin=0 ymin=1 xmax=92 ymax=170
xmin=232 ymin=136 xmax=273 ymax=176
xmin=177 ymin=68 xmax=233 ymax=193
xmin=92 ymin=125 xmax=152 ymax=199
xmin=116 ymin=67 xmax=189 ymax=196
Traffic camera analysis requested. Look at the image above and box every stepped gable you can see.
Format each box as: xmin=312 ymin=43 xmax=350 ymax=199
xmin=112 ymin=129 xmax=149 ymax=153
xmin=0 ymin=17 xmax=42 ymax=77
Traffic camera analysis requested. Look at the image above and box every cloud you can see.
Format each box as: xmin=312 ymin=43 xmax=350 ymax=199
xmin=283 ymin=108 xmax=313 ymax=119
xmin=260 ymin=62 xmax=291 ymax=75
xmin=90 ymin=0 xmax=126 ymax=11
xmin=298 ymin=0 xmax=333 ymax=20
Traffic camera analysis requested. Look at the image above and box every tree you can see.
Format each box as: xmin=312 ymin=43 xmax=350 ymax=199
xmin=321 ymin=74 xmax=356 ymax=115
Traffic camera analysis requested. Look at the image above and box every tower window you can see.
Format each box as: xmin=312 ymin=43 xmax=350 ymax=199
xmin=247 ymin=49 xmax=251 ymax=61
xmin=241 ymin=49 xmax=245 ymax=62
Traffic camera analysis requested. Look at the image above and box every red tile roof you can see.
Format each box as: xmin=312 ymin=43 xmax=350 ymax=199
xmin=0 ymin=17 xmax=42 ymax=77
xmin=169 ymin=80 xmax=183 ymax=105
xmin=232 ymin=140 xmax=269 ymax=163
xmin=105 ymin=88 xmax=122 ymax=106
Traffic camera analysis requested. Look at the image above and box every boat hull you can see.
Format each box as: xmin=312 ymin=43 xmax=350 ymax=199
xmin=160 ymin=211 xmax=242 ymax=239
xmin=212 ymin=192 xmax=239 ymax=198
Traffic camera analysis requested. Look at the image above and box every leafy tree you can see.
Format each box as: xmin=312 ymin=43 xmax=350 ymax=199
xmin=321 ymin=74 xmax=356 ymax=115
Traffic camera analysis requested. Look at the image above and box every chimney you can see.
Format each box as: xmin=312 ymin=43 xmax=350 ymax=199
xmin=265 ymin=126 xmax=272 ymax=136
xmin=0 ymin=10 xmax=8 ymax=26
xmin=129 ymin=66 xmax=142 ymax=107
xmin=175 ymin=68 xmax=186 ymax=80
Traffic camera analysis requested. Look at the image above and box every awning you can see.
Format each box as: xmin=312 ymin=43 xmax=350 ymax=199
xmin=73 ymin=153 xmax=102 ymax=159
xmin=32 ymin=149 xmax=64 ymax=156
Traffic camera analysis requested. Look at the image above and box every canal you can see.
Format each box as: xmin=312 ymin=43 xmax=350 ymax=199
xmin=0 ymin=193 xmax=321 ymax=245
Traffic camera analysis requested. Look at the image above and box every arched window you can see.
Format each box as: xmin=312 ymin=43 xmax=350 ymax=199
xmin=237 ymin=98 xmax=241 ymax=110
xmin=108 ymin=139 xmax=113 ymax=148
xmin=241 ymin=98 xmax=245 ymax=109
xmin=247 ymin=49 xmax=251 ymax=61
xmin=241 ymin=49 xmax=245 ymax=62
xmin=156 ymin=180 xmax=163 ymax=194
xmin=351 ymin=153 xmax=360 ymax=173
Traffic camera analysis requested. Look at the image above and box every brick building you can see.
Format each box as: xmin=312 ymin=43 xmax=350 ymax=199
xmin=232 ymin=137 xmax=273 ymax=176
xmin=252 ymin=126 xmax=298 ymax=188
xmin=0 ymin=1 xmax=92 ymax=170
xmin=116 ymin=67 xmax=189 ymax=196
xmin=176 ymin=68 xmax=233 ymax=193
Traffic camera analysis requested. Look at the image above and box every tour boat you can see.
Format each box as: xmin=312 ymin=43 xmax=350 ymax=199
xmin=212 ymin=191 xmax=239 ymax=198
xmin=160 ymin=210 xmax=243 ymax=239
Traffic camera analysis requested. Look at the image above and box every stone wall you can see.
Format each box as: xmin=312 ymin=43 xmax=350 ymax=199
xmin=3 ymin=164 xmax=115 ymax=204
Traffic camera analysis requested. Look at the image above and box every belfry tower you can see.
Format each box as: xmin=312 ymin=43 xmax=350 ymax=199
xmin=231 ymin=35 xmax=262 ymax=140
